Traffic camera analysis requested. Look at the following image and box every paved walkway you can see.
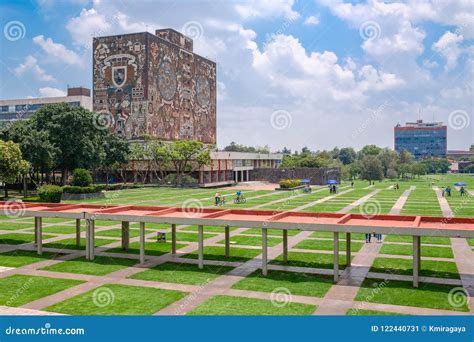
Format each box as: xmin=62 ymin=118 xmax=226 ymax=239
xmin=313 ymin=186 xmax=416 ymax=315
xmin=434 ymin=187 xmax=474 ymax=313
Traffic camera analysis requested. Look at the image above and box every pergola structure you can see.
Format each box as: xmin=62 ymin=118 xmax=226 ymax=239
xmin=2 ymin=201 xmax=473 ymax=287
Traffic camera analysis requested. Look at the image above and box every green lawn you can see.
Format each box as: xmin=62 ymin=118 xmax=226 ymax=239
xmin=370 ymin=257 xmax=460 ymax=279
xmin=180 ymin=225 xmax=237 ymax=233
xmin=232 ymin=270 xmax=333 ymax=298
xmin=217 ymin=235 xmax=282 ymax=247
xmin=294 ymin=239 xmax=364 ymax=252
xmin=0 ymin=274 xmax=83 ymax=307
xmin=0 ymin=250 xmax=60 ymax=267
xmin=0 ymin=233 xmax=54 ymax=245
xmin=182 ymin=246 xmax=261 ymax=263
xmin=355 ymin=278 xmax=469 ymax=312
xmin=41 ymin=225 xmax=85 ymax=235
xmin=45 ymin=284 xmax=187 ymax=315
xmin=188 ymin=295 xmax=316 ymax=315
xmin=346 ymin=309 xmax=407 ymax=316
xmin=380 ymin=244 xmax=453 ymax=258
xmin=130 ymin=262 xmax=234 ymax=285
xmin=243 ymin=228 xmax=299 ymax=236
xmin=164 ymin=232 xmax=217 ymax=242
xmin=96 ymin=228 xmax=152 ymax=238
xmin=40 ymin=256 xmax=138 ymax=276
xmin=384 ymin=235 xmax=451 ymax=245
xmin=0 ymin=222 xmax=33 ymax=230
xmin=44 ymin=237 xmax=114 ymax=250
xmin=105 ymin=241 xmax=187 ymax=256
xmin=271 ymin=251 xmax=349 ymax=270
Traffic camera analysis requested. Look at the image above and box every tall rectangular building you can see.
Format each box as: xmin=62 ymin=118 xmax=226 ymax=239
xmin=92 ymin=28 xmax=216 ymax=144
xmin=394 ymin=120 xmax=447 ymax=159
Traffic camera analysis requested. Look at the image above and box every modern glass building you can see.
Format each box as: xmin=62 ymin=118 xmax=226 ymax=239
xmin=394 ymin=120 xmax=447 ymax=159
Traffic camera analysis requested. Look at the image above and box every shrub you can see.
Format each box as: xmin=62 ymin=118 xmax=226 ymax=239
xmin=279 ymin=179 xmax=302 ymax=189
xmin=37 ymin=185 xmax=63 ymax=203
xmin=62 ymin=185 xmax=104 ymax=194
xmin=163 ymin=174 xmax=198 ymax=185
xmin=72 ymin=168 xmax=93 ymax=187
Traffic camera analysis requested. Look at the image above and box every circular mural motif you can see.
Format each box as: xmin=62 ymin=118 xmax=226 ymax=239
xmin=196 ymin=76 xmax=210 ymax=107
xmin=158 ymin=61 xmax=177 ymax=101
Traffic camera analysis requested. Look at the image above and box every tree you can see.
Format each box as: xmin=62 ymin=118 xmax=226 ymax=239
xmin=31 ymin=103 xmax=108 ymax=185
xmin=398 ymin=149 xmax=414 ymax=164
xmin=149 ymin=140 xmax=172 ymax=181
xmin=358 ymin=144 xmax=382 ymax=159
xmin=281 ymin=146 xmax=291 ymax=154
xmin=0 ymin=140 xmax=30 ymax=198
xmin=359 ymin=155 xmax=384 ymax=182
xmin=378 ymin=148 xmax=398 ymax=177
xmin=411 ymin=162 xmax=427 ymax=177
xmin=338 ymin=147 xmax=356 ymax=165
xmin=168 ymin=140 xmax=211 ymax=184
xmin=223 ymin=142 xmax=270 ymax=153
xmin=101 ymin=133 xmax=130 ymax=185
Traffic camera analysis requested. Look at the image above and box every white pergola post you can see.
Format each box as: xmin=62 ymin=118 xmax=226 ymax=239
xmin=76 ymin=219 xmax=81 ymax=247
xmin=282 ymin=230 xmax=288 ymax=263
xmin=121 ymin=221 xmax=130 ymax=250
xmin=413 ymin=236 xmax=421 ymax=287
xmin=171 ymin=224 xmax=177 ymax=254
xmin=89 ymin=219 xmax=95 ymax=260
xmin=85 ymin=219 xmax=90 ymax=260
xmin=262 ymin=228 xmax=268 ymax=276
xmin=346 ymin=233 xmax=351 ymax=267
xmin=198 ymin=225 xmax=204 ymax=269
xmin=140 ymin=222 xmax=146 ymax=264
xmin=35 ymin=217 xmax=42 ymax=255
xmin=225 ymin=225 xmax=230 ymax=257
xmin=333 ymin=232 xmax=339 ymax=282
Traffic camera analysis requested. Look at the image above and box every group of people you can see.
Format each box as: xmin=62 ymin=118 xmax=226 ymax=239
xmin=214 ymin=192 xmax=226 ymax=206
xmin=441 ymin=186 xmax=452 ymax=197
xmin=329 ymin=185 xmax=337 ymax=194
xmin=365 ymin=233 xmax=382 ymax=243
xmin=393 ymin=183 xmax=400 ymax=190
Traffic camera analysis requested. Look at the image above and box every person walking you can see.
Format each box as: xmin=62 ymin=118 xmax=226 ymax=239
xmin=365 ymin=233 xmax=371 ymax=243
xmin=460 ymin=186 xmax=466 ymax=197
xmin=214 ymin=192 xmax=220 ymax=206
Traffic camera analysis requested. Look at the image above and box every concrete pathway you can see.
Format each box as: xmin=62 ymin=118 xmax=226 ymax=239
xmin=314 ymin=186 xmax=416 ymax=315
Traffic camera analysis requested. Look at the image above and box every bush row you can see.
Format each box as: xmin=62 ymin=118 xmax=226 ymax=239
xmin=62 ymin=185 xmax=105 ymax=194
xmin=279 ymin=178 xmax=302 ymax=189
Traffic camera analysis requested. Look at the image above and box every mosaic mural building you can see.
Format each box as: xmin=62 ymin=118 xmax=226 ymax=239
xmin=93 ymin=28 xmax=216 ymax=144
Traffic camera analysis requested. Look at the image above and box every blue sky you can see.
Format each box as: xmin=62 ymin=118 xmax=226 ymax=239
xmin=0 ymin=0 xmax=472 ymax=151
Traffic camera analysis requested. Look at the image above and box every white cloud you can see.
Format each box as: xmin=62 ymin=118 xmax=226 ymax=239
xmin=38 ymin=87 xmax=67 ymax=97
xmin=235 ymin=0 xmax=299 ymax=19
xmin=432 ymin=31 xmax=464 ymax=71
xmin=14 ymin=56 xmax=55 ymax=82
xmin=66 ymin=8 xmax=111 ymax=48
xmin=304 ymin=15 xmax=320 ymax=26
xmin=33 ymin=35 xmax=83 ymax=66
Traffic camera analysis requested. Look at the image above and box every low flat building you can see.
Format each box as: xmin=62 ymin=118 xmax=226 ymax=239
xmin=0 ymin=87 xmax=92 ymax=125
xmin=199 ymin=151 xmax=283 ymax=185
xmin=447 ymin=147 xmax=474 ymax=159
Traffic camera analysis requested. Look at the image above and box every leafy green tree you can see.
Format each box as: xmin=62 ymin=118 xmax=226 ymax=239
xmin=378 ymin=148 xmax=398 ymax=177
xmin=149 ymin=140 xmax=172 ymax=181
xmin=0 ymin=140 xmax=30 ymax=198
xmin=167 ymin=140 xmax=211 ymax=184
xmin=101 ymin=133 xmax=130 ymax=184
xmin=411 ymin=162 xmax=427 ymax=177
xmin=359 ymin=155 xmax=384 ymax=182
xmin=31 ymin=103 xmax=106 ymax=184
xmin=223 ymin=142 xmax=270 ymax=153
xmin=338 ymin=147 xmax=356 ymax=165
xmin=358 ymin=144 xmax=382 ymax=159
xmin=398 ymin=149 xmax=414 ymax=164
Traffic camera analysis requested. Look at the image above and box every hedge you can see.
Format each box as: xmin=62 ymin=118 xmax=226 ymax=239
xmin=62 ymin=185 xmax=105 ymax=194
xmin=72 ymin=168 xmax=93 ymax=187
xmin=279 ymin=179 xmax=302 ymax=189
xmin=38 ymin=185 xmax=63 ymax=203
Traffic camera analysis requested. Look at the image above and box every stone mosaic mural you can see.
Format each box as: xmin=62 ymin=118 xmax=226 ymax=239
xmin=93 ymin=29 xmax=216 ymax=144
